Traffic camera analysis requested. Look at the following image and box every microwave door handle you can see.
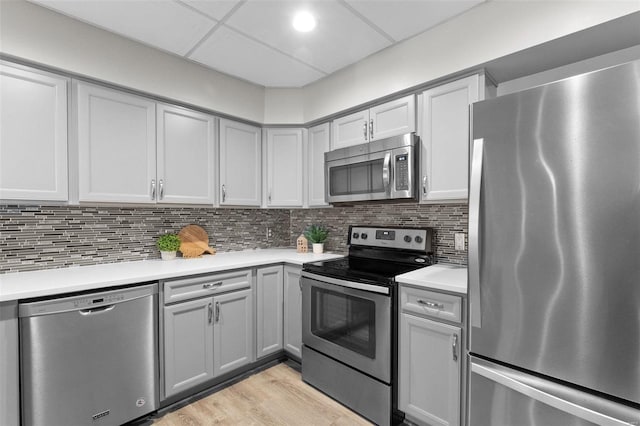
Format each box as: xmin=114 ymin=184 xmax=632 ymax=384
xmin=382 ymin=152 xmax=391 ymax=193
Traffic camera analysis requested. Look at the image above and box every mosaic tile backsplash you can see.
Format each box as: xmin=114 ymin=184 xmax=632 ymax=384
xmin=0 ymin=205 xmax=290 ymax=273
xmin=291 ymin=202 xmax=468 ymax=265
xmin=0 ymin=202 xmax=467 ymax=274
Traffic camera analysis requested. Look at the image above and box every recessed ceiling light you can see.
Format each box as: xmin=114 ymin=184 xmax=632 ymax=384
xmin=292 ymin=11 xmax=316 ymax=33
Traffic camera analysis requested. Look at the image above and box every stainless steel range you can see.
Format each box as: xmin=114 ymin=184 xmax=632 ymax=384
xmin=301 ymin=226 xmax=434 ymax=425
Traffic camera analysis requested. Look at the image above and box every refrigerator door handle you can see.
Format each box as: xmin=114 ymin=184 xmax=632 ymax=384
xmin=469 ymin=138 xmax=483 ymax=328
xmin=471 ymin=361 xmax=637 ymax=426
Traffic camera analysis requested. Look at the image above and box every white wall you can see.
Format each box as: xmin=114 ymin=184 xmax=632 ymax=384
xmin=263 ymin=88 xmax=305 ymax=124
xmin=298 ymin=0 xmax=640 ymax=123
xmin=0 ymin=0 xmax=265 ymax=123
xmin=497 ymin=44 xmax=640 ymax=96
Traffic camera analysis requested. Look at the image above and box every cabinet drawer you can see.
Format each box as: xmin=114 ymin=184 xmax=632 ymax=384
xmin=400 ymin=286 xmax=462 ymax=323
xmin=164 ymin=270 xmax=252 ymax=304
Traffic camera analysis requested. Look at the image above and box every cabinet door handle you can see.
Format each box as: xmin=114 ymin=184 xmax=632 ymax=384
xmin=268 ymin=191 xmax=272 ymax=203
xmin=452 ymin=334 xmax=459 ymax=362
xmin=150 ymin=179 xmax=156 ymax=200
xmin=422 ymin=176 xmax=428 ymax=195
xmin=369 ymin=118 xmax=374 ymax=140
xmin=222 ymin=184 xmax=226 ymax=202
xmin=207 ymin=302 xmax=213 ymax=324
xmin=215 ymin=301 xmax=220 ymax=323
xmin=159 ymin=179 xmax=164 ymax=200
xmin=363 ymin=121 xmax=368 ymax=140
xmin=417 ymin=299 xmax=444 ymax=309
xmin=203 ymin=282 xmax=222 ymax=289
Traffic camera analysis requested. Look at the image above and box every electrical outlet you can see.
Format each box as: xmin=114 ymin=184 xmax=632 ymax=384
xmin=266 ymin=227 xmax=273 ymax=240
xmin=454 ymin=233 xmax=466 ymax=251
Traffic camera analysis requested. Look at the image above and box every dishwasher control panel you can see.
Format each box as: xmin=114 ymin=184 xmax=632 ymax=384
xmin=18 ymin=284 xmax=158 ymax=317
xmin=73 ymin=293 xmax=126 ymax=308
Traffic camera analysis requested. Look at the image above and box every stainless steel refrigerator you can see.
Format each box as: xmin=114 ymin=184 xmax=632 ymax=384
xmin=468 ymin=60 xmax=640 ymax=425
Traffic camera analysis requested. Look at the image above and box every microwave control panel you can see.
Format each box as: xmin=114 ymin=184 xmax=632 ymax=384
xmin=395 ymin=154 xmax=409 ymax=190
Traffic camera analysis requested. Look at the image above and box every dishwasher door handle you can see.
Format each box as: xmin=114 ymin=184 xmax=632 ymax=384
xmin=79 ymin=305 xmax=115 ymax=315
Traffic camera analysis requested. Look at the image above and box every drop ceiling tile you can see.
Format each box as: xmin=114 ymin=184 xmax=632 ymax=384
xmin=182 ymin=0 xmax=241 ymax=20
xmin=28 ymin=0 xmax=217 ymax=56
xmin=345 ymin=0 xmax=485 ymax=42
xmin=189 ymin=25 xmax=326 ymax=87
xmin=224 ymin=0 xmax=392 ymax=74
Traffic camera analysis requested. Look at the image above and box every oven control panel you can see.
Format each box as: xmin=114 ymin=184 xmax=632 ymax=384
xmin=349 ymin=226 xmax=432 ymax=252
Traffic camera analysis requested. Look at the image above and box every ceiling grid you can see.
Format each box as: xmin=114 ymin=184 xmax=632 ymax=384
xmin=27 ymin=0 xmax=485 ymax=87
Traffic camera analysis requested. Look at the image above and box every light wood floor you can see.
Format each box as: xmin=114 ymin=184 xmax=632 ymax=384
xmin=153 ymin=363 xmax=372 ymax=426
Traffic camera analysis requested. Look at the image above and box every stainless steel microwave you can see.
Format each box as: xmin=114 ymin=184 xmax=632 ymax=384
xmin=325 ymin=133 xmax=418 ymax=203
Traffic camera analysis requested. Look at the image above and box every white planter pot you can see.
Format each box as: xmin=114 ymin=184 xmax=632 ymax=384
xmin=312 ymin=243 xmax=324 ymax=254
xmin=160 ymin=251 xmax=177 ymax=261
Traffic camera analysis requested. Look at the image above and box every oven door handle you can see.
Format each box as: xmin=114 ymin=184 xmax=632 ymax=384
xmin=301 ymin=271 xmax=390 ymax=295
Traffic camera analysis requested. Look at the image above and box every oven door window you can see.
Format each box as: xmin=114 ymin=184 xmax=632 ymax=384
xmin=328 ymin=159 xmax=385 ymax=196
xmin=310 ymin=287 xmax=376 ymax=359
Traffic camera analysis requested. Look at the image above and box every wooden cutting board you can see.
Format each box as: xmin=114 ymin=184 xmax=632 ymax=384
xmin=178 ymin=224 xmax=216 ymax=258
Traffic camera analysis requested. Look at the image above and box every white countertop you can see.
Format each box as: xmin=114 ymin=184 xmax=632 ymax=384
xmin=0 ymin=249 xmax=343 ymax=302
xmin=396 ymin=264 xmax=468 ymax=294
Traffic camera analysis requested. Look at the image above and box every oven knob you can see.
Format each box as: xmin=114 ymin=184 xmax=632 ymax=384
xmin=352 ymin=232 xmax=359 ymax=239
xmin=361 ymin=233 xmax=368 ymax=240
xmin=415 ymin=236 xmax=423 ymax=244
xmin=404 ymin=235 xmax=412 ymax=243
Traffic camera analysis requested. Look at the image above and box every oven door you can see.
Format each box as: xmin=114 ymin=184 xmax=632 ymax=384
xmin=301 ymin=272 xmax=391 ymax=383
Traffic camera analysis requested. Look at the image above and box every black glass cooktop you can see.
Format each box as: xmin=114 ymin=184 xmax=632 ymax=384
xmin=303 ymin=256 xmax=428 ymax=286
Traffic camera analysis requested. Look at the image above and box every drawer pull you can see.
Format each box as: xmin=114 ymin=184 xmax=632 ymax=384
xmin=417 ymin=299 xmax=444 ymax=309
xmin=203 ymin=282 xmax=223 ymax=289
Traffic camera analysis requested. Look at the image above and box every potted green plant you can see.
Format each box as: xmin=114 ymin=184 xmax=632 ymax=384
xmin=304 ymin=224 xmax=329 ymax=254
xmin=157 ymin=233 xmax=181 ymax=260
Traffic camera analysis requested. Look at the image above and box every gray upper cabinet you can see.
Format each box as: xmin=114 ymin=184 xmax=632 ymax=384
xmin=331 ymin=94 xmax=416 ymax=150
xmin=156 ymin=104 xmax=215 ymax=205
xmin=256 ymin=265 xmax=284 ymax=358
xmin=368 ymin=95 xmax=416 ymax=140
xmin=419 ymin=74 xmax=486 ymax=202
xmin=219 ymin=118 xmax=262 ymax=206
xmin=0 ymin=63 xmax=68 ymax=202
xmin=76 ymin=83 xmax=217 ymax=205
xmin=264 ymin=128 xmax=304 ymax=207
xmin=330 ymin=109 xmax=369 ymax=150
xmin=76 ymin=82 xmax=157 ymax=203
xmin=283 ymin=265 xmax=302 ymax=359
xmin=307 ymin=123 xmax=330 ymax=207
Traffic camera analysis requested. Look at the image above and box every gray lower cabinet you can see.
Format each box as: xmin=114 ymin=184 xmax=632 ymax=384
xmin=256 ymin=265 xmax=284 ymax=358
xmin=162 ymin=269 xmax=253 ymax=399
xmin=283 ymin=265 xmax=302 ymax=358
xmin=213 ymin=289 xmax=254 ymax=376
xmin=164 ymin=297 xmax=214 ymax=398
xmin=161 ymin=263 xmax=304 ymax=401
xmin=399 ymin=285 xmax=464 ymax=426
xmin=0 ymin=302 xmax=19 ymax=426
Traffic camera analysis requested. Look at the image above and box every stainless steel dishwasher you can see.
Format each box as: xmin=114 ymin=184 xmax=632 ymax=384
xmin=19 ymin=283 xmax=159 ymax=426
